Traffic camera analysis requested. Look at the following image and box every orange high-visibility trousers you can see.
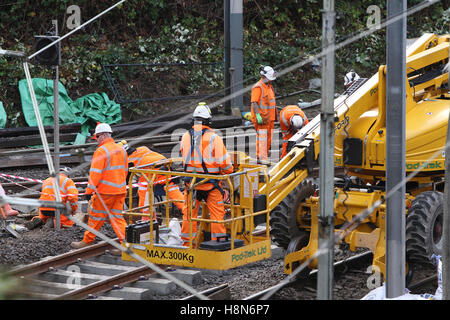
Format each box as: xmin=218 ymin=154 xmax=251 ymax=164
xmin=281 ymin=131 xmax=295 ymax=159
xmin=83 ymin=193 xmax=127 ymax=243
xmin=255 ymin=122 xmax=274 ymax=161
xmin=281 ymin=141 xmax=289 ymax=159
xmin=181 ymin=188 xmax=227 ymax=245
xmin=166 ymin=183 xmax=185 ymax=211
xmin=38 ymin=210 xmax=74 ymax=228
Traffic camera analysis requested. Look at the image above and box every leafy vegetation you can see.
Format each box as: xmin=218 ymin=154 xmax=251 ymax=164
xmin=0 ymin=0 xmax=447 ymax=126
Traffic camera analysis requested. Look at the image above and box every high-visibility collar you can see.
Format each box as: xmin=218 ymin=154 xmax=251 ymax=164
xmin=98 ymin=137 xmax=114 ymax=147
xmin=192 ymin=124 xmax=212 ymax=132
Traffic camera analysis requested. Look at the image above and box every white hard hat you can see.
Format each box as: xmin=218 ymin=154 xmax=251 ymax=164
xmin=290 ymin=115 xmax=304 ymax=131
xmin=344 ymin=70 xmax=360 ymax=87
xmin=193 ymin=102 xmax=212 ymax=119
xmin=94 ymin=123 xmax=113 ymax=135
xmin=260 ymin=65 xmax=277 ymax=81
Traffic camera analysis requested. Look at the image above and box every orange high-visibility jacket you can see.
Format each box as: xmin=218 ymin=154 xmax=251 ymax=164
xmin=86 ymin=137 xmax=128 ymax=195
xmin=128 ymin=146 xmax=169 ymax=188
xmin=251 ymin=78 xmax=277 ymax=124
xmin=279 ymin=105 xmax=309 ymax=140
xmin=39 ymin=173 xmax=79 ymax=212
xmin=181 ymin=124 xmax=233 ymax=189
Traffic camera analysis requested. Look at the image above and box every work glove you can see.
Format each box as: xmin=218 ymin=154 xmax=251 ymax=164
xmin=70 ymin=202 xmax=78 ymax=216
xmin=256 ymin=113 xmax=263 ymax=125
xmin=85 ymin=193 xmax=92 ymax=202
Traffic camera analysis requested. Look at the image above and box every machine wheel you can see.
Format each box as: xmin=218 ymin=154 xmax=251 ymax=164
xmin=270 ymin=180 xmax=315 ymax=249
xmin=286 ymin=231 xmax=311 ymax=279
xmin=406 ymin=191 xmax=443 ymax=266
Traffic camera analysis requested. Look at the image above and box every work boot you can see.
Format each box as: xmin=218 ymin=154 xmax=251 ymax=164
xmin=70 ymin=240 xmax=93 ymax=249
xmin=25 ymin=218 xmax=43 ymax=230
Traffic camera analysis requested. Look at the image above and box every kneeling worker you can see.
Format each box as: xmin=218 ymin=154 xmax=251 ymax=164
xmin=25 ymin=168 xmax=79 ymax=229
xmin=180 ymin=102 xmax=233 ymax=246
xmin=71 ymin=123 xmax=128 ymax=255
xmin=279 ymin=104 xmax=309 ymax=159
xmin=122 ymin=143 xmax=185 ymax=221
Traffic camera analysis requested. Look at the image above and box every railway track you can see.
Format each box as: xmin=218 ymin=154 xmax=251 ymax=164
xmin=5 ymin=221 xmax=439 ymax=300
xmin=0 ymin=125 xmax=283 ymax=169
xmin=243 ymin=249 xmax=440 ymax=300
xmin=8 ymin=239 xmax=169 ymax=300
xmin=243 ymin=250 xmax=374 ymax=300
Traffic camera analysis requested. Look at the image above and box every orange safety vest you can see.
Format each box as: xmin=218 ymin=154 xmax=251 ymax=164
xmin=39 ymin=173 xmax=79 ymax=212
xmin=180 ymin=124 xmax=233 ymax=190
xmin=128 ymin=146 xmax=170 ymax=190
xmin=86 ymin=137 xmax=128 ymax=195
xmin=279 ymin=105 xmax=309 ymax=140
xmin=251 ymin=78 xmax=277 ymax=124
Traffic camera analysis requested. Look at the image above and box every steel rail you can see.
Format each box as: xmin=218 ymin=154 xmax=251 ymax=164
xmin=8 ymin=240 xmax=116 ymax=277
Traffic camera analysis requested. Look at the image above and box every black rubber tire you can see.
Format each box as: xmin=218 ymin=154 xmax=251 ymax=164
xmin=270 ymin=180 xmax=315 ymax=249
xmin=406 ymin=191 xmax=443 ymax=266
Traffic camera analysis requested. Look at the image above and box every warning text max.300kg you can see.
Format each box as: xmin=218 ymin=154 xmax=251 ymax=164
xmin=146 ymin=249 xmax=194 ymax=263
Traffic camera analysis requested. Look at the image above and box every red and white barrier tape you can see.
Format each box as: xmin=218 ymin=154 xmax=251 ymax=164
xmin=0 ymin=173 xmax=43 ymax=184
xmin=0 ymin=173 xmax=180 ymax=197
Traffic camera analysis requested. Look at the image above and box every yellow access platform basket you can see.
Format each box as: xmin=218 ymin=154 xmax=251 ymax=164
xmin=121 ymin=152 xmax=272 ymax=270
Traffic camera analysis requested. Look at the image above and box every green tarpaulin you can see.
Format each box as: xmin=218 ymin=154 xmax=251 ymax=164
xmin=18 ymin=78 xmax=121 ymax=141
xmin=0 ymin=101 xmax=6 ymax=129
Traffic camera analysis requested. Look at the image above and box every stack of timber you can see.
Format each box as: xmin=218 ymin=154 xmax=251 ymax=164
xmin=0 ymin=123 xmax=82 ymax=149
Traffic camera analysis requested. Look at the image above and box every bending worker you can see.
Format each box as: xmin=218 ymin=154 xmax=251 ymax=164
xmin=279 ymin=105 xmax=309 ymax=159
xmin=122 ymin=143 xmax=185 ymax=221
xmin=71 ymin=123 xmax=128 ymax=255
xmin=25 ymin=168 xmax=79 ymax=229
xmin=250 ymin=65 xmax=278 ymax=163
xmin=180 ymin=102 xmax=233 ymax=246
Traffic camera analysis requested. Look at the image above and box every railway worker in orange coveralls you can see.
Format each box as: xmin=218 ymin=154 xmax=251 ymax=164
xmin=0 ymin=182 xmax=18 ymax=216
xmin=25 ymin=168 xmax=79 ymax=230
xmin=180 ymin=102 xmax=233 ymax=246
xmin=122 ymin=143 xmax=185 ymax=221
xmin=279 ymin=105 xmax=309 ymax=159
xmin=71 ymin=123 xmax=128 ymax=255
xmin=250 ymin=65 xmax=278 ymax=163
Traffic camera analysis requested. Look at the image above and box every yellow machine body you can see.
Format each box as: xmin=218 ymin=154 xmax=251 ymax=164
xmin=121 ymin=152 xmax=273 ymax=269
xmin=122 ymin=239 xmax=271 ymax=270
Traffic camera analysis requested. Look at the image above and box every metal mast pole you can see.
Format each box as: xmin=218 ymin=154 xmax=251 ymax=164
xmin=224 ymin=0 xmax=231 ymax=114
xmin=230 ymin=0 xmax=243 ymax=111
xmin=317 ymin=0 xmax=335 ymax=300
xmin=385 ymin=0 xmax=406 ymax=298
xmin=53 ymin=19 xmax=61 ymax=231
xmin=443 ymin=49 xmax=450 ymax=300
